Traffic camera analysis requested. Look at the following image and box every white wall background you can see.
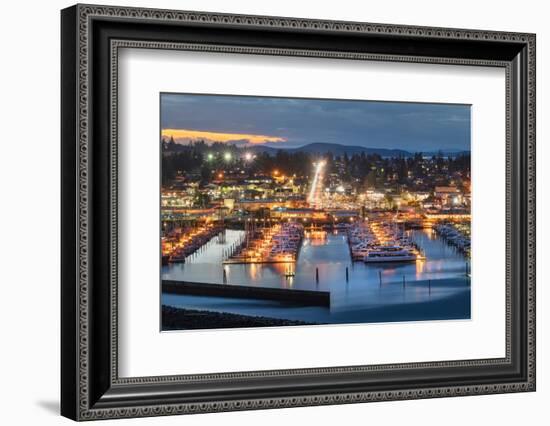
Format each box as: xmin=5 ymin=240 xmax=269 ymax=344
xmin=0 ymin=0 xmax=546 ymax=424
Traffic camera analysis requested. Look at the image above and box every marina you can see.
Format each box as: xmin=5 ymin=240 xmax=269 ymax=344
xmin=162 ymin=225 xmax=471 ymax=325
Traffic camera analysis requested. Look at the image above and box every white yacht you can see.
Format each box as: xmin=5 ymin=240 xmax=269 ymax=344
xmin=364 ymin=246 xmax=418 ymax=263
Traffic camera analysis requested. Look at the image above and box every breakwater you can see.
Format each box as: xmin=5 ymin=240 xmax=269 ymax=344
xmin=162 ymin=280 xmax=330 ymax=307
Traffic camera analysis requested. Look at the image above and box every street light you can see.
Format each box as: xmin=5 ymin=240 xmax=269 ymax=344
xmin=224 ymin=152 xmax=232 ymax=162
xmin=207 ymin=153 xmax=214 ymax=161
xmin=244 ymin=152 xmax=253 ymax=161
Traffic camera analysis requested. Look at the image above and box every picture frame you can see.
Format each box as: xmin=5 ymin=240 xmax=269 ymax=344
xmin=61 ymin=3 xmax=536 ymax=421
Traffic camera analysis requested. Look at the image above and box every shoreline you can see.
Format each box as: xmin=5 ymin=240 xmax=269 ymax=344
xmin=162 ymin=305 xmax=320 ymax=330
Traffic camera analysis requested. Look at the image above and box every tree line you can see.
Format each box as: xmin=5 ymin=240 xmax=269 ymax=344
xmin=161 ymin=138 xmax=470 ymax=189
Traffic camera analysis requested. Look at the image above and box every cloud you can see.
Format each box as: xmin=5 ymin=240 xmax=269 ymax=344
xmin=161 ymin=128 xmax=286 ymax=145
xmin=160 ymin=94 xmax=471 ymax=151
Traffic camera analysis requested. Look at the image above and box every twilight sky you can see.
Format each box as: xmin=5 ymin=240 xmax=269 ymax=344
xmin=160 ymin=93 xmax=471 ymax=152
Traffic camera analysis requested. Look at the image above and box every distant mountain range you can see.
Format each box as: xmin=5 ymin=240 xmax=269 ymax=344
xmin=164 ymin=140 xmax=469 ymax=158
xmin=247 ymin=142 xmax=469 ymax=158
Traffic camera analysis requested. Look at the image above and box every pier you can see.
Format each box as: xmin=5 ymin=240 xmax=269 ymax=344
xmin=434 ymin=222 xmax=471 ymax=257
xmin=223 ymin=222 xmax=304 ymax=264
xmin=161 ymin=224 xmax=224 ymax=264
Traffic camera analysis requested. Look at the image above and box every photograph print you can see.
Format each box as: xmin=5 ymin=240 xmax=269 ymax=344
xmin=160 ymin=93 xmax=472 ymax=331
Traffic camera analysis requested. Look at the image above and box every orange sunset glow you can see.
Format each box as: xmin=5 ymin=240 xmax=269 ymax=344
xmin=162 ymin=128 xmax=286 ymax=145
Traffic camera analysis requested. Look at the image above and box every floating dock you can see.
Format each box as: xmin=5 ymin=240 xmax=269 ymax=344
xmin=222 ymin=259 xmax=296 ymax=265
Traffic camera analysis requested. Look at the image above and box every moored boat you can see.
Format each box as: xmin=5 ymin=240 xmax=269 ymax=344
xmin=363 ymin=246 xmax=418 ymax=263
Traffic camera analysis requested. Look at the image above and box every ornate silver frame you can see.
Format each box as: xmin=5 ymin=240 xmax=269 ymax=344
xmin=61 ymin=4 xmax=536 ymax=421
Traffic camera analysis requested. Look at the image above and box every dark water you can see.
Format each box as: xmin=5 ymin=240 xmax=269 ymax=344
xmin=161 ymin=229 xmax=471 ymax=325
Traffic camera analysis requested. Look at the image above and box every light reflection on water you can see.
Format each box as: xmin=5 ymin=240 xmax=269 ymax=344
xmin=161 ymin=228 xmax=471 ymax=323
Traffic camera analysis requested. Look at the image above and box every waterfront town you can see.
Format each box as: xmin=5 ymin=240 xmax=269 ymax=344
xmin=159 ymin=94 xmax=472 ymax=329
xmin=160 ymin=138 xmax=471 ymax=267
